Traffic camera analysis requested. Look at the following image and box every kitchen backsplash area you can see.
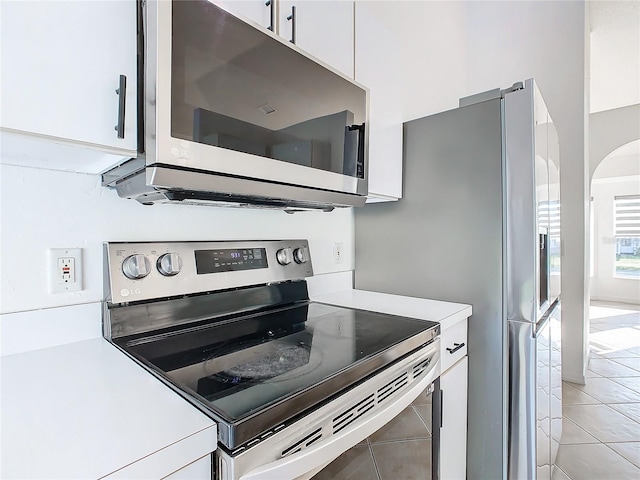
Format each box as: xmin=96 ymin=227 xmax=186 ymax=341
xmin=0 ymin=163 xmax=354 ymax=316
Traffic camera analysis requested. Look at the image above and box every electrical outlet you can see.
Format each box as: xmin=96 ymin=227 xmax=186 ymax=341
xmin=49 ymin=248 xmax=82 ymax=293
xmin=333 ymin=242 xmax=344 ymax=265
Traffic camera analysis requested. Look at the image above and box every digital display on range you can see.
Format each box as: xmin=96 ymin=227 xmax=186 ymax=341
xmin=195 ymin=248 xmax=268 ymax=274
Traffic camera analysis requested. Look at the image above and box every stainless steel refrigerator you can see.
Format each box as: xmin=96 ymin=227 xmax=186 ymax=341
xmin=354 ymin=79 xmax=562 ymax=480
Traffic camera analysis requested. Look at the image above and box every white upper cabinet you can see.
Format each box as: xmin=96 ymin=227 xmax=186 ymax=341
xmin=223 ymin=0 xmax=275 ymax=31
xmin=225 ymin=1 xmax=354 ymax=78
xmin=0 ymin=1 xmax=138 ymax=157
xmin=279 ymin=1 xmax=354 ymax=78
xmin=355 ymin=2 xmax=403 ymax=201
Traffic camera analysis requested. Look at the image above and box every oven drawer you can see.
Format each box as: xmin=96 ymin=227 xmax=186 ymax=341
xmin=441 ymin=318 xmax=468 ymax=373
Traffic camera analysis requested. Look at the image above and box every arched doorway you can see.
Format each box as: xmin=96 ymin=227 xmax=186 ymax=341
xmin=590 ymin=139 xmax=640 ymax=304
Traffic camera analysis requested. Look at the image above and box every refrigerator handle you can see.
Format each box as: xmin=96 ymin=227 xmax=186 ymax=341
xmin=534 ymin=299 xmax=558 ymax=337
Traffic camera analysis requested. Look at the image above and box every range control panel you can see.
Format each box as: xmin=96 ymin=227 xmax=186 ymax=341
xmin=105 ymin=240 xmax=313 ymax=304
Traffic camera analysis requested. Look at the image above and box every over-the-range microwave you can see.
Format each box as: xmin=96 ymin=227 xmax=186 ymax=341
xmin=103 ymin=0 xmax=369 ymax=211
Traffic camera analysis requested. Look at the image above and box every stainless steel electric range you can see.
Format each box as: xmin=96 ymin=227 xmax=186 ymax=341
xmin=103 ymin=240 xmax=441 ymax=480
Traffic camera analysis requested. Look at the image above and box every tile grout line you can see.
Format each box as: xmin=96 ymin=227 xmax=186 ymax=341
xmin=554 ymin=464 xmax=573 ymax=480
xmin=366 ymin=440 xmax=383 ymax=480
xmin=604 ymin=402 xmax=640 ymax=428
xmin=607 ymin=377 xmax=640 ymax=393
xmin=411 ymin=404 xmax=432 ymax=434
xmin=600 ymin=441 xmax=640 ymax=472
xmin=559 ymin=415 xmax=600 ymax=445
xmin=369 ymin=437 xmax=433 ymax=445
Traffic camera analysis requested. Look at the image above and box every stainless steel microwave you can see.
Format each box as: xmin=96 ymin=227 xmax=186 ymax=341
xmin=103 ymin=0 xmax=369 ymax=211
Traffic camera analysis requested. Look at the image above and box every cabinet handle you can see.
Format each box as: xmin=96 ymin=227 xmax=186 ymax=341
xmin=286 ymin=6 xmax=296 ymax=44
xmin=265 ymin=0 xmax=274 ymax=32
xmin=446 ymin=342 xmax=465 ymax=354
xmin=114 ymin=74 xmax=126 ymax=139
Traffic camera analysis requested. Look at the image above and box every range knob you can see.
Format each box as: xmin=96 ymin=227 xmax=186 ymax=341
xmin=293 ymin=246 xmax=309 ymax=264
xmin=157 ymin=253 xmax=183 ymax=276
xmin=276 ymin=247 xmax=293 ymax=265
xmin=122 ymin=254 xmax=151 ymax=280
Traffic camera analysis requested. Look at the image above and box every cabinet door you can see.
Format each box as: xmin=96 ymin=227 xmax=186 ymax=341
xmin=224 ymin=0 xmax=274 ymax=31
xmin=0 ymin=1 xmax=137 ymax=152
xmin=279 ymin=0 xmax=354 ymax=78
xmin=440 ymin=356 xmax=468 ymax=480
xmin=354 ymin=2 xmax=403 ymax=201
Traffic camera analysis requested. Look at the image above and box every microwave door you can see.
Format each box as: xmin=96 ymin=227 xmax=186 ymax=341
xmin=150 ymin=0 xmax=369 ymax=196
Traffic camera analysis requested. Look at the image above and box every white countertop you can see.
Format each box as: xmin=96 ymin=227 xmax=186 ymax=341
xmin=1 ymin=338 xmax=217 ymax=479
xmin=0 ymin=285 xmax=470 ymax=478
xmin=311 ymin=289 xmax=472 ymax=331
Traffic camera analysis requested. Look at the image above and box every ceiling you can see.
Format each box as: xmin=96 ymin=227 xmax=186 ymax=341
xmin=590 ymin=1 xmax=640 ymax=113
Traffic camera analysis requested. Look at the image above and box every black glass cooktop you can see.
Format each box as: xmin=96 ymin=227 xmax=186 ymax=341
xmin=123 ymin=300 xmax=438 ymax=448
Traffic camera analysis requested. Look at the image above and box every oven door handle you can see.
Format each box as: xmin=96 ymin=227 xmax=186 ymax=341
xmin=239 ymin=357 xmax=441 ymax=480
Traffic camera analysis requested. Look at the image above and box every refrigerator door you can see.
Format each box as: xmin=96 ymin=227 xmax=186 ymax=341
xmin=503 ymin=79 xmax=554 ymax=324
xmin=508 ymin=310 xmax=552 ymax=480
xmin=355 ymin=97 xmax=507 ymax=479
xmin=549 ymin=301 xmax=562 ymax=465
xmin=536 ymin=315 xmax=552 ymax=480
xmin=547 ymin=120 xmax=561 ymax=303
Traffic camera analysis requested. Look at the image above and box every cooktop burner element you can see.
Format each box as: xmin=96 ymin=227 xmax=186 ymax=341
xmin=103 ymin=240 xmax=440 ymax=480
xmin=196 ymin=342 xmax=314 ymax=400
xmin=219 ymin=342 xmax=312 ymax=380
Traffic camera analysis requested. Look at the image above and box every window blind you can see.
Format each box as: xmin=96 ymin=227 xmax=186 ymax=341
xmin=615 ymin=195 xmax=640 ymax=237
xmin=538 ymin=200 xmax=561 ymax=236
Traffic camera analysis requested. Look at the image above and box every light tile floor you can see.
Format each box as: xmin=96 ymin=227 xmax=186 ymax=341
xmin=312 ymin=389 xmax=433 ymax=480
xmin=553 ymin=301 xmax=640 ymax=480
xmin=313 ymin=302 xmax=640 ymax=480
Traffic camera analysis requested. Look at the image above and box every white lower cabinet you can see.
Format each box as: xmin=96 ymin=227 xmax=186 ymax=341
xmin=440 ymin=356 xmax=468 ymax=480
xmin=438 ymin=316 xmax=468 ymax=479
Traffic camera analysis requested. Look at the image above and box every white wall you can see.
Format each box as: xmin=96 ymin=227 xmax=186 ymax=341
xmin=360 ymin=0 xmax=590 ymax=383
xmin=593 ymin=153 xmax=640 ymax=179
xmin=590 ymin=105 xmax=640 ymax=177
xmin=591 ymin=175 xmax=640 ymax=304
xmin=0 ymin=164 xmax=354 ymax=315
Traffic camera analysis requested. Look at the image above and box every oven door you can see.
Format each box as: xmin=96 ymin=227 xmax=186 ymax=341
xmin=145 ymin=0 xmax=369 ymax=198
xmin=217 ymin=339 xmax=440 ymax=480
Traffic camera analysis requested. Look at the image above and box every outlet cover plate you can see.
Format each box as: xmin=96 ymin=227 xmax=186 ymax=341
xmin=49 ymin=248 xmax=82 ymax=293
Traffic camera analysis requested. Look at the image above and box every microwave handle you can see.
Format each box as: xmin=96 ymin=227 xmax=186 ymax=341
xmin=114 ymin=74 xmax=126 ymax=139
xmin=239 ymin=356 xmax=440 ymax=480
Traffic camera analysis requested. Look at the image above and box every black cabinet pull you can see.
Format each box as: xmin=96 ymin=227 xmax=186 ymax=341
xmin=286 ymin=6 xmax=296 ymax=44
xmin=446 ymin=342 xmax=465 ymax=354
xmin=114 ymin=74 xmax=126 ymax=139
xmin=265 ymin=0 xmax=274 ymax=31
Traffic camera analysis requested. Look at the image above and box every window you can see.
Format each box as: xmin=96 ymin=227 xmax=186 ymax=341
xmin=614 ymin=195 xmax=640 ymax=278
